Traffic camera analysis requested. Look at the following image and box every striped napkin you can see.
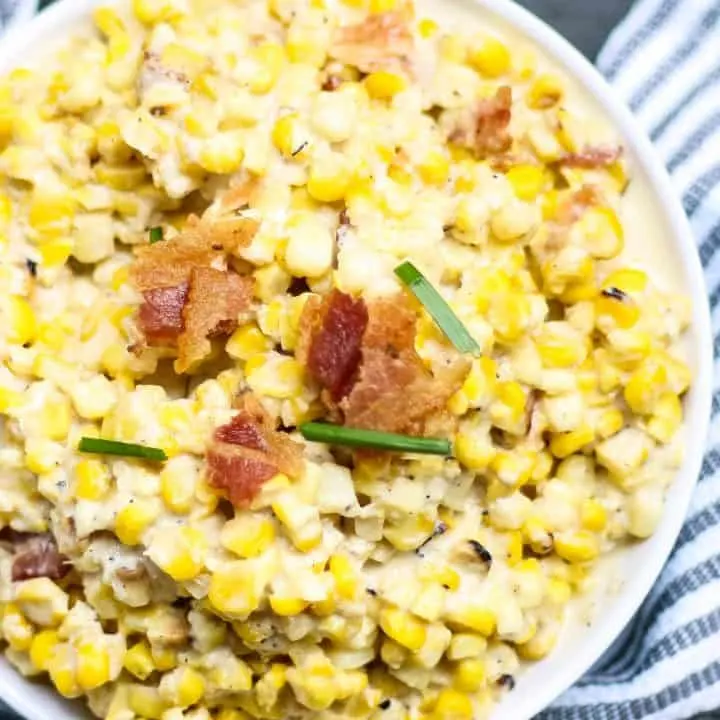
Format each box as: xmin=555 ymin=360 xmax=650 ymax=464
xmin=542 ymin=0 xmax=720 ymax=718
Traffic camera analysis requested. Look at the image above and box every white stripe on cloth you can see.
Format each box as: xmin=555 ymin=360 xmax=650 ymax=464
xmin=543 ymin=0 xmax=720 ymax=717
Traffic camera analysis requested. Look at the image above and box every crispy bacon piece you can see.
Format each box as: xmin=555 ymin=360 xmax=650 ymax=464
xmin=302 ymin=290 xmax=369 ymax=402
xmin=10 ymin=534 xmax=70 ymax=582
xmin=450 ymin=86 xmax=513 ymax=159
xmin=138 ymin=284 xmax=188 ymax=347
xmin=298 ymin=291 xmax=469 ymax=437
xmin=341 ymin=294 xmax=468 ymax=436
xmin=330 ymin=9 xmax=414 ymax=73
xmin=176 ymin=267 xmax=253 ymax=373
xmin=559 ymin=145 xmax=623 ymax=169
xmin=206 ymin=396 xmax=303 ymax=507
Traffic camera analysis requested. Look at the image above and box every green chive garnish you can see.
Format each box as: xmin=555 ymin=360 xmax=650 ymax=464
xmin=78 ymin=437 xmax=167 ymax=462
xmin=300 ymin=423 xmax=451 ymax=456
xmin=149 ymin=226 xmax=164 ymax=244
xmin=394 ymin=261 xmax=481 ymax=356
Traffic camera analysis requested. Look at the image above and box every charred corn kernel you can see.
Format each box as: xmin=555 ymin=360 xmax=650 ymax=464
xmin=602 ymin=268 xmax=648 ymax=294
xmin=2 ymin=603 xmax=33 ymax=651
xmin=74 ymin=458 xmax=110 ymax=500
xmin=527 ymin=74 xmax=564 ymax=109
xmin=329 ymin=553 xmax=357 ymax=599
xmin=455 ymin=432 xmax=495 ymax=471
xmin=597 ymin=407 xmax=624 ymax=439
xmin=433 ymin=688 xmax=473 ymax=719
xmin=29 ymin=629 xmax=60 ymax=671
xmin=124 ymin=640 xmax=154 ymax=680
xmin=469 ymin=36 xmax=511 ymax=77
xmin=364 ymin=71 xmax=407 ymax=99
xmin=447 ymin=633 xmax=487 ymax=661
xmin=128 ymin=684 xmax=166 ymax=719
xmin=647 ymin=392 xmax=683 ymax=442
xmin=7 ymin=296 xmax=37 ymax=346
xmin=269 ymin=596 xmax=308 ymax=616
xmin=114 ymin=499 xmax=159 ymax=546
xmin=446 ymin=605 xmax=496 ymax=636
xmin=418 ymin=18 xmax=439 ymax=37
xmin=453 ymin=658 xmax=486 ymax=692
xmin=221 ymin=513 xmax=276 ymax=558
xmin=550 ymin=424 xmax=594 ymax=459
xmin=379 ymin=607 xmax=427 ymax=651
xmin=76 ymin=642 xmax=110 ymax=691
xmin=506 ymin=165 xmax=545 ymax=201
xmin=272 ymin=113 xmax=308 ymax=159
xmin=580 ymin=499 xmax=608 ymax=532
xmin=554 ymin=530 xmax=600 ymax=563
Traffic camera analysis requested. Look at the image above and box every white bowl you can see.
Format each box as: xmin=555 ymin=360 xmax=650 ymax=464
xmin=0 ymin=1 xmax=712 ymax=719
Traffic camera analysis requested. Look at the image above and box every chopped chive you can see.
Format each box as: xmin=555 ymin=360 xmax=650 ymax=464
xmin=149 ymin=226 xmax=164 ymax=244
xmin=299 ymin=423 xmax=451 ymax=456
xmin=394 ymin=261 xmax=481 ymax=356
xmin=78 ymin=437 xmax=167 ymax=462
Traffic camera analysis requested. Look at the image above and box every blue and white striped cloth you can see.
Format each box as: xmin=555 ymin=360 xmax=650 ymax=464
xmin=543 ymin=0 xmax=720 ymax=718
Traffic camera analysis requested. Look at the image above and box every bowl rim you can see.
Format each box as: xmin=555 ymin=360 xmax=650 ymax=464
xmin=0 ymin=1 xmax=713 ymax=719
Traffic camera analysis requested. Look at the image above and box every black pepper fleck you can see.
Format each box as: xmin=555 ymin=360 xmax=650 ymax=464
xmin=366 ymin=588 xmax=377 ymax=597
xmin=25 ymin=259 xmax=38 ymax=277
xmin=379 ymin=700 xmax=391 ymax=710
xmin=497 ymin=674 xmax=516 ymax=691
xmin=601 ymin=286 xmax=627 ymax=302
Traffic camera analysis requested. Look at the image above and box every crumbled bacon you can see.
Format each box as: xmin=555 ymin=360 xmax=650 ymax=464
xmin=302 ymin=290 xmax=369 ymax=402
xmin=138 ymin=284 xmax=188 ymax=347
xmin=176 ymin=268 xmax=253 ymax=373
xmin=559 ymin=145 xmax=623 ymax=169
xmin=450 ymin=86 xmax=513 ymax=159
xmin=330 ymin=9 xmax=415 ymax=74
xmin=298 ymin=291 xmax=468 ymax=438
xmin=10 ymin=534 xmax=70 ymax=582
xmin=206 ymin=396 xmax=303 ymax=507
xmin=131 ymin=188 xmax=259 ymax=370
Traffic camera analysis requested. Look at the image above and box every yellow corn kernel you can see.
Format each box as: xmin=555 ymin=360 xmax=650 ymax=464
xmin=580 ymin=499 xmax=608 ymax=532
xmin=379 ymin=607 xmax=427 ymax=651
xmin=208 ymin=563 xmax=261 ymax=619
xmin=447 ymin=633 xmax=487 ymax=661
xmin=114 ymin=500 xmax=160 ymax=546
xmin=48 ymin=645 xmax=80 ymax=699
xmin=446 ymin=605 xmax=497 ymax=636
xmin=25 ymin=438 xmax=62 ymax=476
xmin=455 ymin=432 xmax=495 ymax=472
xmin=15 ymin=578 xmax=68 ymax=627
xmin=95 ymin=163 xmax=147 ymax=191
xmin=411 ymin=583 xmax=445 ymax=622
xmin=269 ymin=596 xmax=309 ymax=616
xmin=0 ymin=386 xmax=23 ymax=413
xmin=74 ymin=458 xmax=111 ymax=501
xmin=40 ymin=397 xmax=72 ymax=441
xmin=2 ymin=603 xmax=33 ymax=651
xmin=578 ymin=207 xmax=624 ymax=260
xmin=469 ymin=36 xmax=511 ymax=77
xmin=198 ymin=132 xmax=246 ymax=175
xmin=624 ymin=360 xmax=669 ymax=415
xmin=381 ymin=638 xmax=408 ymax=667
xmin=433 ymin=688 xmax=473 ymax=719
xmin=532 ymin=450 xmax=554 ymax=482
xmin=248 ymin=42 xmax=285 ymax=94
xmin=506 ymin=165 xmax=545 ymax=201
xmin=506 ymin=530 xmax=523 ymax=565
xmin=418 ymin=150 xmax=450 ymax=185
xmin=216 ymin=710 xmax=252 ymax=720
xmin=76 ymin=641 xmax=110 ymax=691
xmin=527 ymin=74 xmax=564 ymax=109
xmin=151 ymin=646 xmax=178 ymax=672
xmin=420 ymin=563 xmax=460 ymax=592
xmin=546 ymin=577 xmax=572 ymax=605
xmin=271 ymin=113 xmax=308 ymax=159
xmin=7 ymin=296 xmax=37 ymax=346
xmin=175 ymin=667 xmax=205 ymax=707
xmin=364 ymin=71 xmax=407 ymax=99
xmin=536 ymin=325 xmax=586 ymax=369
xmin=272 ymin=491 xmax=322 ymax=552
xmin=221 ymin=513 xmax=276 ymax=558
xmin=132 ymin=0 xmax=181 ymax=24
xmin=453 ymin=658 xmax=486 ymax=692
xmin=127 ymin=684 xmax=166 ymax=720
xmin=28 ymin=191 xmax=76 ymax=235
xmin=602 ymin=268 xmax=648 ymax=294
xmin=307 ymin=159 xmax=352 ymax=203
xmin=39 ymin=238 xmax=74 ymax=268
xmin=124 ymin=640 xmax=154 ymax=680
xmin=0 ymin=193 xmax=11 ymax=227
xmin=156 ymin=526 xmax=207 ymax=582
xmin=329 ymin=553 xmax=357 ymax=600
xmin=491 ymin=451 xmax=534 ymax=488
xmin=384 ymin=514 xmax=435 ymax=552
xmin=517 ymin=624 xmax=559 ymax=661
xmin=597 ymin=407 xmax=624 ymax=439
xmin=554 ymin=530 xmax=600 ymax=563
xmin=418 ymin=18 xmax=439 ymax=38
xmin=647 ymin=392 xmax=683 ymax=443
xmin=369 ymin=0 xmax=397 ymax=10
xmin=29 ymin=629 xmax=60 ymax=671
xmin=550 ymin=424 xmax=595 ymax=459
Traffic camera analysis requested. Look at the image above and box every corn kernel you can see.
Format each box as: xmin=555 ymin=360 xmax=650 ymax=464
xmin=364 ymin=71 xmax=407 ymax=99
xmin=124 ymin=640 xmax=154 ymax=680
xmin=527 ymin=74 xmax=564 ymax=109
xmin=76 ymin=641 xmax=110 ymax=691
xmin=7 ymin=296 xmax=37 ymax=346
xmin=554 ymin=530 xmax=600 ymax=563
xmin=127 ymin=684 xmax=166 ymax=719
xmin=272 ymin=113 xmax=308 ymax=159
xmin=580 ymin=499 xmax=608 ymax=532
xmin=433 ymin=688 xmax=473 ymax=719
xmin=29 ymin=629 xmax=60 ymax=671
xmin=469 ymin=36 xmax=511 ymax=77
xmin=269 ymin=595 xmax=309 ymax=616
xmin=114 ymin=499 xmax=160 ymax=546
xmin=418 ymin=18 xmax=439 ymax=38
xmin=151 ymin=526 xmax=207 ymax=582
xmin=418 ymin=150 xmax=450 ymax=185
xmin=549 ymin=424 xmax=595 ymax=459
xmin=221 ymin=513 xmax=276 ymax=558
xmin=446 ymin=605 xmax=496 ymax=636
xmin=2 ymin=603 xmax=33 ymax=651
xmin=455 ymin=432 xmax=495 ymax=472
xmin=307 ymin=157 xmax=352 ymax=203
xmin=379 ymin=607 xmax=427 ymax=651
xmin=198 ymin=132 xmax=246 ymax=175
xmin=453 ymin=658 xmax=486 ymax=692
xmin=74 ymin=458 xmax=111 ymax=501
xmin=506 ymin=165 xmax=545 ymax=201
xmin=329 ymin=553 xmax=357 ymax=600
